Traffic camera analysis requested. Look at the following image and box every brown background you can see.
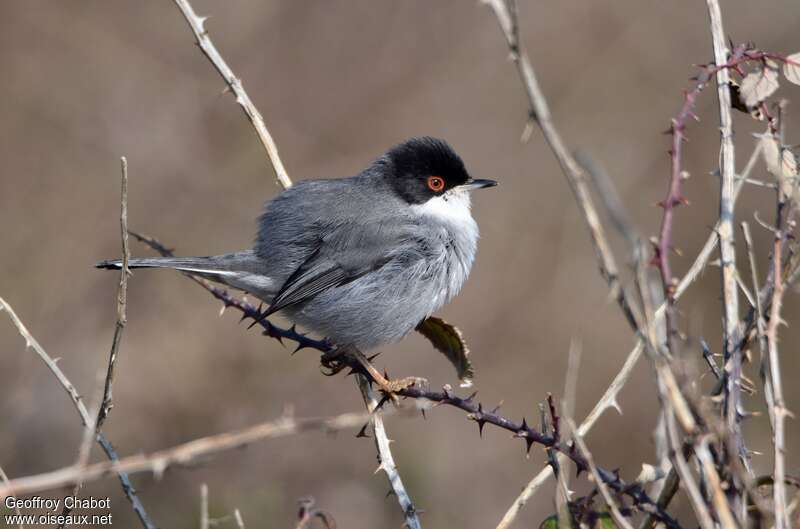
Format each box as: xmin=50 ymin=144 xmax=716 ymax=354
xmin=1 ymin=1 xmax=799 ymax=528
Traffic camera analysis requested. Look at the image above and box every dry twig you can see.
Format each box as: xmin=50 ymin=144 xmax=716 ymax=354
xmin=172 ymin=0 xmax=291 ymax=189
xmin=0 ymin=409 xmax=377 ymax=497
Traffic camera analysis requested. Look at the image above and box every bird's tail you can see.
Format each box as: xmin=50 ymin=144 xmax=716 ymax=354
xmin=95 ymin=251 xmax=276 ymax=298
xmin=96 ymin=255 xmax=239 ymax=275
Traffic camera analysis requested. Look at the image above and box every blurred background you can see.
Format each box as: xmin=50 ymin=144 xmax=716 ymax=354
xmin=1 ymin=1 xmax=799 ymax=528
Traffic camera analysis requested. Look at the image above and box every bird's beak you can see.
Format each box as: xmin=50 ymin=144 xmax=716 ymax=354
xmin=460 ymin=178 xmax=498 ymax=191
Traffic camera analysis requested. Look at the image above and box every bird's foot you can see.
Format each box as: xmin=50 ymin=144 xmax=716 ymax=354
xmin=369 ymin=370 xmax=428 ymax=404
xmin=319 ymin=347 xmax=350 ymax=376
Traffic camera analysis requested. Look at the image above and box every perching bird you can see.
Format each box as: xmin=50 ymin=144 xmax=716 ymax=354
xmin=98 ymin=137 xmax=496 ymax=391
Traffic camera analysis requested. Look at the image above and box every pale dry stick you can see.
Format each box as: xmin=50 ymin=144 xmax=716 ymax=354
xmin=663 ymin=409 xmax=716 ymax=529
xmin=0 ymin=409 xmax=378 ymax=498
xmin=0 ymin=465 xmax=23 ymax=529
xmin=555 ymin=340 xmax=581 ymax=507
xmin=201 ymin=483 xmax=209 ymax=529
xmin=0 ymin=296 xmax=156 ymax=528
xmin=172 ymin=0 xmax=291 ymax=190
xmin=356 ymin=375 xmax=422 ymax=529
xmin=766 ymin=233 xmax=790 ymax=529
xmin=695 ymin=440 xmax=738 ymax=529
xmin=566 ymin=418 xmax=634 ymax=529
xmin=742 ymin=222 xmax=775 ymax=430
xmin=706 ymin=0 xmax=746 ymax=504
xmin=496 ymin=142 xmax=759 ymax=529
xmin=97 ymin=156 xmax=131 ymax=430
xmin=234 ymin=509 xmax=245 ymax=529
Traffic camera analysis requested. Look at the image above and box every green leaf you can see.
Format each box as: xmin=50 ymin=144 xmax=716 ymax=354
xmin=415 ymin=316 xmax=474 ymax=387
xmin=539 ymin=515 xmax=559 ymax=529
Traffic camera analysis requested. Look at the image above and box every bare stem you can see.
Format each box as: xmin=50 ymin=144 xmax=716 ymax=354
xmin=172 ymin=0 xmax=292 ymax=190
xmin=357 ymin=376 xmax=422 ymax=529
xmin=706 ymin=0 xmax=745 ymax=516
xmin=766 ymin=232 xmax=790 ymax=529
xmin=98 ymin=156 xmax=130 ymax=431
xmin=0 ymin=409 xmax=377 ymax=497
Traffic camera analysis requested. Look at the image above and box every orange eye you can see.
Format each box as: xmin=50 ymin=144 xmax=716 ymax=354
xmin=427 ymin=176 xmax=445 ymax=192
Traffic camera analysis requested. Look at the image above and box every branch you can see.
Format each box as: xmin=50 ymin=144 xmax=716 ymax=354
xmin=172 ymin=0 xmax=292 ymax=190
xmin=0 ymin=409 xmax=377 ymax=498
xmin=766 ymin=230 xmax=791 ymax=529
xmin=357 ymin=377 xmax=421 ymax=529
xmin=97 ymin=156 xmax=131 ymax=430
xmin=0 ymin=296 xmax=156 ymax=529
xmin=706 ymin=0 xmax=746 ymax=514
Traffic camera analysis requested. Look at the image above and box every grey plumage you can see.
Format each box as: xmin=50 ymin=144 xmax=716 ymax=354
xmin=97 ymin=137 xmax=494 ymax=351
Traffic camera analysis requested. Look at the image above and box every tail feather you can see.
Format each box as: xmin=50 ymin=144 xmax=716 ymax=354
xmin=95 ymin=250 xmax=277 ymax=300
xmin=95 ymin=256 xmax=235 ymax=276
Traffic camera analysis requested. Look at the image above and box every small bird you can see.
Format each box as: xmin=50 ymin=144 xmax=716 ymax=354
xmin=98 ymin=137 xmax=496 ymax=391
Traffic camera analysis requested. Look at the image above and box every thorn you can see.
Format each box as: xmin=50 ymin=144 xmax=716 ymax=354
xmin=367 ymin=353 xmax=381 ymax=362
xmin=477 ymin=419 xmax=487 ymax=437
xmin=238 ymin=313 xmax=249 ymax=323
xmin=376 ymin=394 xmax=391 ymax=410
xmin=521 ymin=417 xmax=529 ymax=431
xmin=491 ymin=400 xmax=504 ymax=414
xmin=356 ymin=424 xmax=371 ymax=438
xmin=525 ymin=437 xmax=534 ymax=454
xmin=197 ymin=15 xmax=210 ymax=33
xmin=374 ymin=463 xmax=387 ymax=475
xmin=608 ymin=397 xmax=622 ymax=415
xmin=292 ymin=343 xmax=307 ymax=355
xmin=385 ymin=489 xmax=396 ymax=499
xmin=421 ymin=408 xmax=427 ymax=420
xmin=219 ymin=304 xmax=227 ymax=316
xmin=465 ymin=391 xmax=478 ymax=403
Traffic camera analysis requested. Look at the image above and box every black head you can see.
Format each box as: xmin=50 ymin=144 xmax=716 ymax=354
xmin=378 ymin=137 xmax=496 ymax=204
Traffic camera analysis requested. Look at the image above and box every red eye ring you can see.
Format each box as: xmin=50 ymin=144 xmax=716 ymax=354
xmin=427 ymin=176 xmax=445 ymax=192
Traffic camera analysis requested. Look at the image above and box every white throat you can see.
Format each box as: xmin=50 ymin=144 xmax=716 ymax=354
xmin=410 ymin=188 xmax=476 ymax=230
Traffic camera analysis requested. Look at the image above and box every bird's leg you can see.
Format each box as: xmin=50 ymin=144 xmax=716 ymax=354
xmin=320 ymin=345 xmax=426 ymax=399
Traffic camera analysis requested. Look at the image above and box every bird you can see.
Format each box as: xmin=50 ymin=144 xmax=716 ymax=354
xmin=97 ymin=137 xmax=496 ymax=393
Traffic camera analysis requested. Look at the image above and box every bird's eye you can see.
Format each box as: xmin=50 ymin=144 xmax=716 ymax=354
xmin=427 ymin=176 xmax=445 ymax=192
